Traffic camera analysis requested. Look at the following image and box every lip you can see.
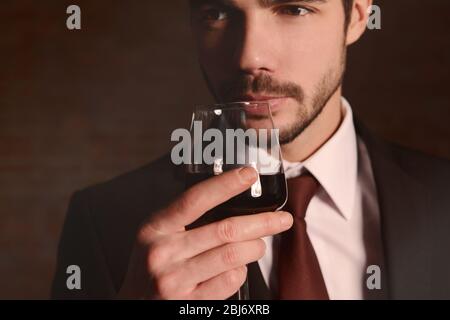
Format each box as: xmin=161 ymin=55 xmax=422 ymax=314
xmin=236 ymin=95 xmax=290 ymax=113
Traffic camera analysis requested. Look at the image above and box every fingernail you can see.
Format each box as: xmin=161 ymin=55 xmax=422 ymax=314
xmin=280 ymin=212 xmax=294 ymax=228
xmin=238 ymin=167 xmax=257 ymax=183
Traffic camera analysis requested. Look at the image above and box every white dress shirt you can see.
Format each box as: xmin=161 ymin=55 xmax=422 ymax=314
xmin=258 ymin=98 xmax=385 ymax=300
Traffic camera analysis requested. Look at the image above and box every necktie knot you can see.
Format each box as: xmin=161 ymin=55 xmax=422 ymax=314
xmin=286 ymin=172 xmax=320 ymax=220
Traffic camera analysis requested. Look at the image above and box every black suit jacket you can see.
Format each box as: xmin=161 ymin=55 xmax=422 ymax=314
xmin=51 ymin=120 xmax=450 ymax=299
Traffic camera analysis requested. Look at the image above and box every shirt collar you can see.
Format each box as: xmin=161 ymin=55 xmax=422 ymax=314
xmin=283 ymin=97 xmax=358 ymax=220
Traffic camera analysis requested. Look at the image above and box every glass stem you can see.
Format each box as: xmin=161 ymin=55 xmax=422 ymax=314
xmin=237 ymin=273 xmax=250 ymax=300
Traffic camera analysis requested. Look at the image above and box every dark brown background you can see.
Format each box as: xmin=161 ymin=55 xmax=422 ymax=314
xmin=1 ymin=0 xmax=449 ymax=299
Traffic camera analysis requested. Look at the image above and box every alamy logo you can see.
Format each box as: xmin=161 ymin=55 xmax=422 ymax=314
xmin=171 ymin=121 xmax=280 ymax=167
xmin=66 ymin=5 xmax=81 ymax=30
xmin=366 ymin=265 xmax=382 ymax=290
xmin=367 ymin=5 xmax=382 ymax=30
xmin=66 ymin=265 xmax=81 ymax=290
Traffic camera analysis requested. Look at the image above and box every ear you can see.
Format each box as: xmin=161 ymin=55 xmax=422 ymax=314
xmin=346 ymin=0 xmax=373 ymax=46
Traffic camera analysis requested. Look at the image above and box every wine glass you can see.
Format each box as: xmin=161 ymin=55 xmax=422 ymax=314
xmin=184 ymin=101 xmax=287 ymax=300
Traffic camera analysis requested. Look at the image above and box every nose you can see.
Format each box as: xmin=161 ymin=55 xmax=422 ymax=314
xmin=233 ymin=14 xmax=278 ymax=76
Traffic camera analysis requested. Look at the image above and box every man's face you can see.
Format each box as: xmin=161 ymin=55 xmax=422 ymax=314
xmin=190 ymin=0 xmax=348 ymax=144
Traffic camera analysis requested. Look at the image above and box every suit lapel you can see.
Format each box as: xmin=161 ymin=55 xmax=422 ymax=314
xmin=225 ymin=262 xmax=272 ymax=300
xmin=248 ymin=262 xmax=272 ymax=299
xmin=355 ymin=120 xmax=432 ymax=299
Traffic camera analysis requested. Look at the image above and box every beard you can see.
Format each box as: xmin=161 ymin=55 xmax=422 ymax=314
xmin=201 ymin=49 xmax=346 ymax=146
xmin=278 ymin=65 xmax=345 ymax=145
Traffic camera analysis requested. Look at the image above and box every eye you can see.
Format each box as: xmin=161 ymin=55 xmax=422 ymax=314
xmin=276 ymin=5 xmax=311 ymax=17
xmin=201 ymin=7 xmax=228 ymax=22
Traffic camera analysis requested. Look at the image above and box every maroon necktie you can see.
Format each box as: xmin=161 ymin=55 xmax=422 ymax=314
xmin=277 ymin=173 xmax=329 ymax=300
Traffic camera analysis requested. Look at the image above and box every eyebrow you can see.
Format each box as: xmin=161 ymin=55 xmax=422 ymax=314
xmin=190 ymin=0 xmax=328 ymax=9
xmin=258 ymin=0 xmax=327 ymax=7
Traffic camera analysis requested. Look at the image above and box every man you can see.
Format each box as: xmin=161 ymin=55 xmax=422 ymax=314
xmin=52 ymin=0 xmax=450 ymax=299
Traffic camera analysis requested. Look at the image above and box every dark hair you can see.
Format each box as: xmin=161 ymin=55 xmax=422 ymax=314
xmin=343 ymin=0 xmax=354 ymax=29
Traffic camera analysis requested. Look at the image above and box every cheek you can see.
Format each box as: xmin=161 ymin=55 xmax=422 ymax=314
xmin=280 ymin=19 xmax=345 ymax=95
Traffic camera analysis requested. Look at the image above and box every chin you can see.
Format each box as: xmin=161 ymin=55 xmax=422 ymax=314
xmin=271 ymin=106 xmax=297 ymax=128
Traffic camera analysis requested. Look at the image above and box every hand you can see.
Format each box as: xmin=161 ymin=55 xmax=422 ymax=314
xmin=117 ymin=167 xmax=293 ymax=300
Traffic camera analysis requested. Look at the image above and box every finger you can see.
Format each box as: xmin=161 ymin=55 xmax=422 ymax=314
xmin=148 ymin=167 xmax=258 ymax=234
xmin=189 ymin=266 xmax=248 ymax=300
xmin=171 ymin=211 xmax=293 ymax=260
xmin=175 ymin=239 xmax=265 ymax=290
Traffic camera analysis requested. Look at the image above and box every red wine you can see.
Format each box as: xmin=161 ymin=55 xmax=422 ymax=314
xmin=186 ymin=172 xmax=287 ymax=219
